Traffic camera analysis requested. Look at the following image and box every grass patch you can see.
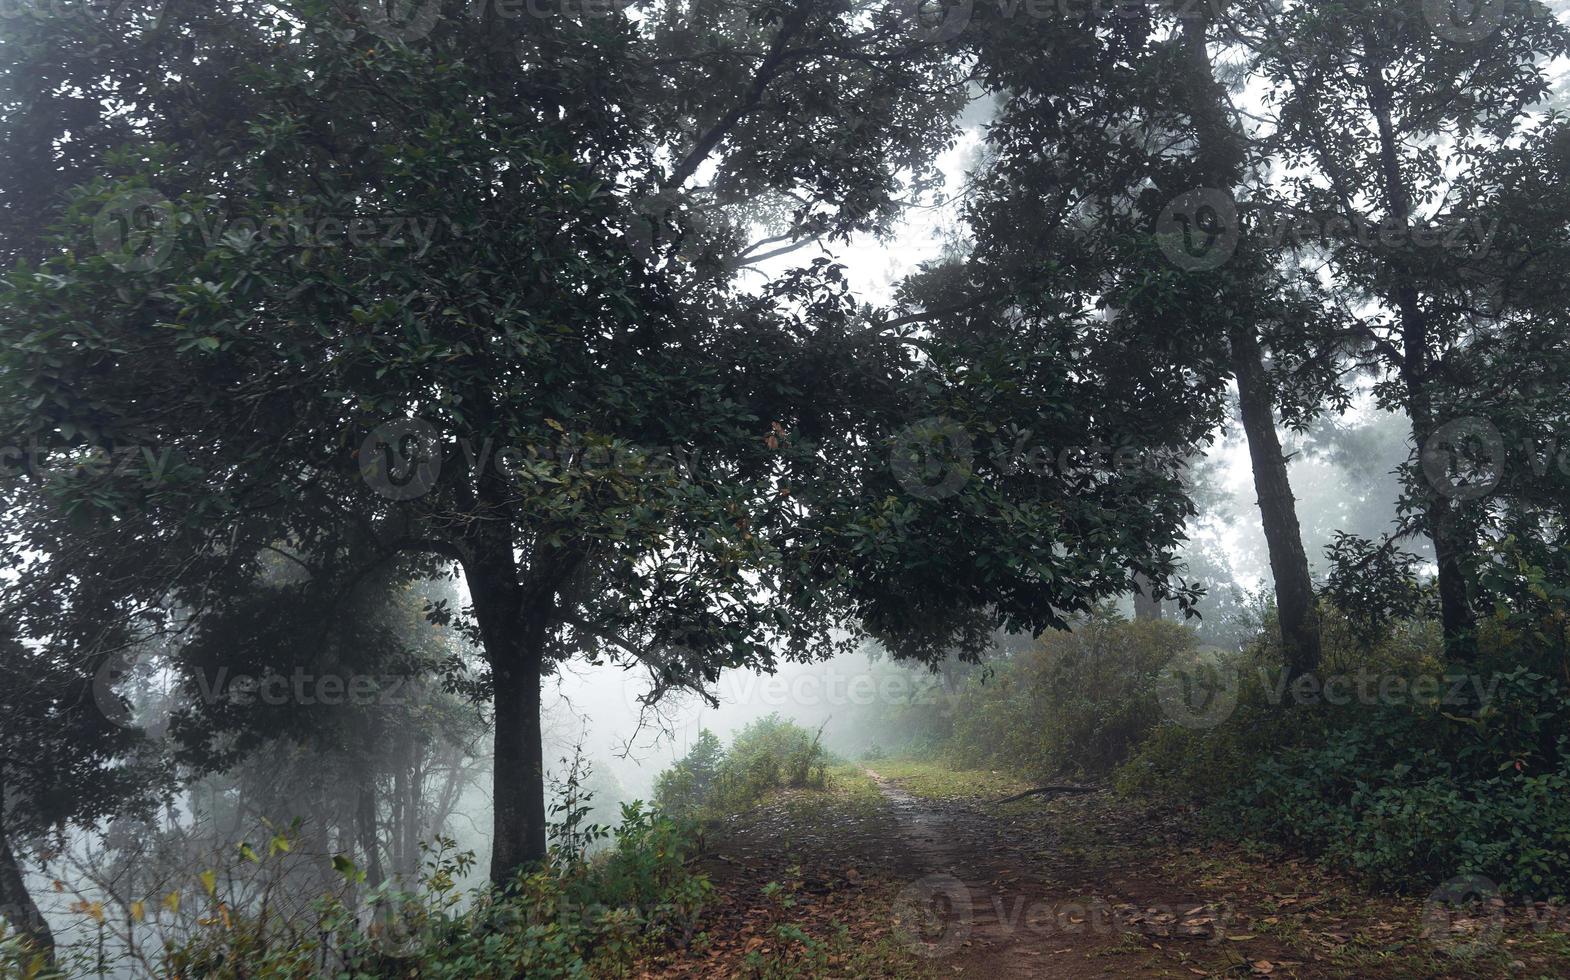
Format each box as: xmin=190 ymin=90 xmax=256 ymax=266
xmin=864 ymin=757 xmax=1034 ymax=800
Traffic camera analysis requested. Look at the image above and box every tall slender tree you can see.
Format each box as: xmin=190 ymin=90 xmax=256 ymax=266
xmin=1235 ymin=0 xmax=1570 ymax=659
xmin=932 ymin=2 xmax=1341 ymax=676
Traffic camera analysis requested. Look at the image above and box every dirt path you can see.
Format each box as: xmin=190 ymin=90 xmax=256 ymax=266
xmin=867 ymin=768 xmax=1252 ymax=978
xmin=665 ymin=764 xmax=1562 ymax=978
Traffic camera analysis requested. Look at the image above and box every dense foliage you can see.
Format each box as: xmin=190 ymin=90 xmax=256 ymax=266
xmin=1 ymin=807 xmax=710 ymax=979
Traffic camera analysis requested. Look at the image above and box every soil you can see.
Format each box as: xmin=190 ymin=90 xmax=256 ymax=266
xmin=646 ymin=766 xmax=1561 ymax=979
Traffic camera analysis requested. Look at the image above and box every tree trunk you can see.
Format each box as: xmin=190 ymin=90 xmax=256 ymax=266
xmin=1176 ymin=12 xmax=1321 ymax=677
xmin=0 ymin=787 xmax=53 ymax=968
xmin=402 ymin=739 xmax=420 ymax=881
xmin=357 ymin=772 xmax=386 ymax=889
xmin=1365 ymin=65 xmax=1477 ymax=660
xmin=1132 ymin=571 xmax=1164 ymax=621
xmin=488 ymin=618 xmax=546 ymax=887
xmin=1408 ymin=404 xmax=1479 ymax=660
xmin=391 ymin=758 xmax=409 ymax=881
xmin=1233 ymin=325 xmax=1322 ymax=678
xmin=462 ymin=531 xmax=550 ymax=889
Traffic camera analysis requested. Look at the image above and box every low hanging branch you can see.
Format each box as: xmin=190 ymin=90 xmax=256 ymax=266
xmin=991 ymin=785 xmax=1101 ymax=806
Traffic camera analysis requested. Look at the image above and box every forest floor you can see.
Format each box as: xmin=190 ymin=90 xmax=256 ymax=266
xmin=637 ymin=760 xmax=1570 ymax=979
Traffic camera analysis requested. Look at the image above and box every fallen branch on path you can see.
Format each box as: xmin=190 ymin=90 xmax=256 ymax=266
xmin=991 ymin=785 xmax=1101 ymax=806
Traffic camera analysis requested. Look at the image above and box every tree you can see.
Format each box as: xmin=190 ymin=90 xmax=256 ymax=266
xmin=1236 ymin=0 xmax=1570 ymax=660
xmin=0 ymin=0 xmax=960 ymax=885
xmin=934 ymin=1 xmax=1340 ymax=676
xmin=1 ymin=0 xmax=1225 ymax=893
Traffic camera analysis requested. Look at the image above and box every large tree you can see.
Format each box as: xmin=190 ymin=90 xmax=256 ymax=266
xmin=1 ymin=0 xmax=1222 ymax=892
xmin=0 ymin=0 xmax=961 ymax=886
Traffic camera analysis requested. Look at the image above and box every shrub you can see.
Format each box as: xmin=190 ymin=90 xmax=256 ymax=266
xmin=1121 ymin=603 xmax=1570 ymax=899
xmin=8 ymin=802 xmax=712 ymax=979
xmin=944 ymin=611 xmax=1196 ymax=779
xmin=653 ymin=716 xmax=830 ymax=821
xmin=653 ymin=729 xmax=725 ymax=820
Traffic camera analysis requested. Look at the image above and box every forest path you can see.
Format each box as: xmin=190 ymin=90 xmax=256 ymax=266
xmin=865 ymin=767 xmax=1256 ymax=978
xmin=661 ymin=762 xmax=1545 ymax=978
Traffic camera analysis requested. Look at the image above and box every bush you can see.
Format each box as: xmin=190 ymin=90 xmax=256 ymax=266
xmin=654 ymin=716 xmax=830 ymax=820
xmin=5 ymin=803 xmax=712 ymax=980
xmin=1120 ymin=604 xmax=1570 ymax=899
xmin=942 ymin=611 xmax=1196 ymax=779
xmin=652 ymin=730 xmax=725 ymax=820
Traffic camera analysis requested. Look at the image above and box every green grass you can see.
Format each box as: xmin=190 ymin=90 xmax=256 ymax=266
xmin=862 ymin=756 xmax=1034 ymax=800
